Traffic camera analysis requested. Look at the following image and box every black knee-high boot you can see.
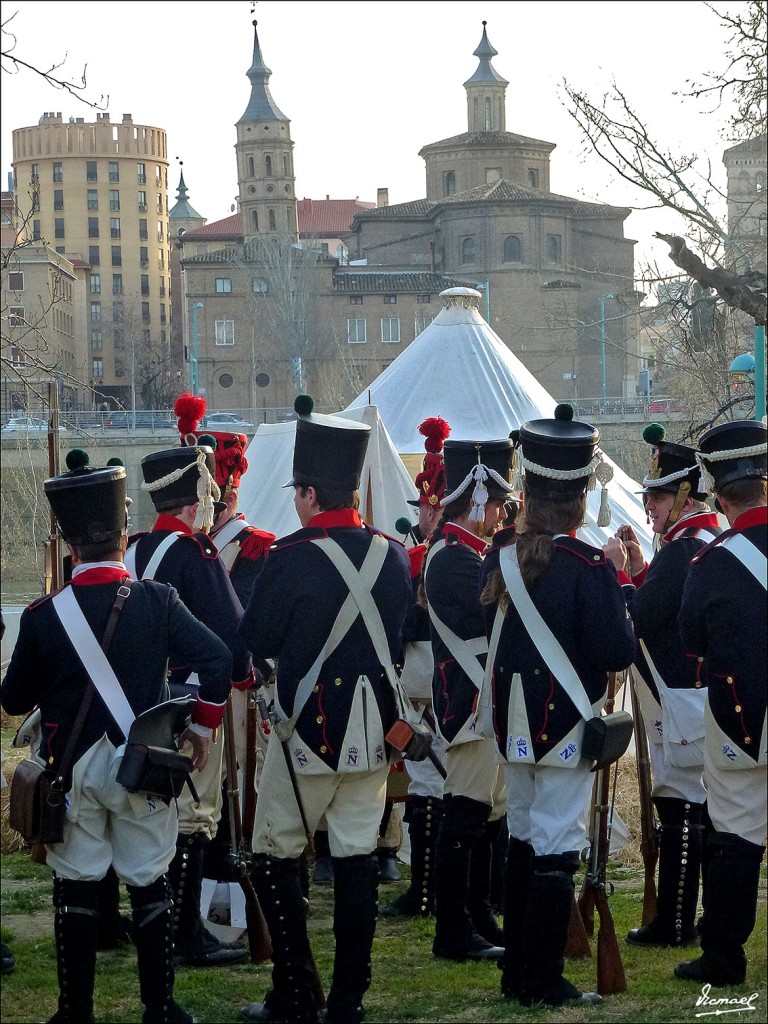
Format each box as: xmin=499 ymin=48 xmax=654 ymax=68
xmin=675 ymin=833 xmax=765 ymax=986
xmin=241 ymin=855 xmax=318 ymax=1023
xmin=47 ymin=876 xmax=99 ymax=1024
xmin=381 ymin=796 xmax=443 ymax=917
xmin=499 ymin=837 xmax=535 ymax=999
xmin=627 ymin=797 xmax=704 ymax=947
xmin=467 ymin=815 xmax=505 ymax=946
xmin=129 ymin=876 xmax=193 ymax=1024
xmin=95 ymin=865 xmax=133 ymax=949
xmin=168 ymin=833 xmax=247 ymax=967
xmin=432 ymin=794 xmax=503 ymax=961
xmin=519 ymin=853 xmax=602 ymax=1008
xmin=312 ymin=829 xmax=334 ymax=886
xmin=326 ymin=855 xmax=379 ymax=1024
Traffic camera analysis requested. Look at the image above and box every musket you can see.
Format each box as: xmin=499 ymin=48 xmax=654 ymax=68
xmin=582 ymin=672 xmax=627 ymax=995
xmin=256 ymin=694 xmax=326 ymax=1012
xmin=222 ymin=697 xmax=272 ymax=964
xmin=628 ymin=668 xmax=659 ymax=926
xmin=44 ymin=382 xmax=63 ymax=595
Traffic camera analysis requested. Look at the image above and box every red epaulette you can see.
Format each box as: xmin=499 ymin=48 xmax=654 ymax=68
xmin=408 ymin=543 xmax=428 ymax=579
xmin=238 ymin=527 xmax=277 ymax=562
xmin=28 ymin=587 xmax=63 ymax=610
xmin=691 ymin=531 xmax=731 ymax=564
xmin=554 ymin=535 xmax=607 ymax=566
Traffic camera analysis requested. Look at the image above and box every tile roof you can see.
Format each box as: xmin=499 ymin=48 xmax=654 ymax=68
xmin=298 ymin=198 xmax=376 ymax=236
xmin=181 ymin=214 xmax=242 ymax=240
xmin=437 ymin=179 xmax=628 ymax=214
xmin=332 ymin=271 xmax=476 ymax=293
xmin=351 ymin=199 xmax=436 ymax=221
xmin=420 ymin=130 xmax=555 ymax=153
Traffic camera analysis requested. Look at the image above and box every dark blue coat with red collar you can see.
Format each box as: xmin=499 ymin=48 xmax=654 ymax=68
xmin=680 ymin=506 xmax=767 ymax=761
xmin=1 ymin=575 xmax=232 ymax=779
xmin=423 ymin=523 xmax=489 ymax=745
xmin=127 ymin=516 xmax=252 ymax=686
xmin=623 ymin=509 xmax=722 ymax=697
xmin=237 ymin=511 xmax=411 ymax=773
xmin=480 ymin=530 xmax=635 ymax=763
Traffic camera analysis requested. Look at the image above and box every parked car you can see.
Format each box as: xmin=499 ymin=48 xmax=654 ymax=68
xmin=203 ymin=412 xmax=255 ymax=431
xmin=105 ymin=411 xmax=175 ymax=430
xmin=2 ymin=416 xmax=65 ymax=433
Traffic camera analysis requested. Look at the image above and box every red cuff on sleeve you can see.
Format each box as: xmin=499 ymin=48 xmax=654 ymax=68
xmin=617 ymin=570 xmax=634 ymax=587
xmin=232 ymin=667 xmax=257 ymax=692
xmin=192 ymin=695 xmax=226 ymax=729
xmin=632 ymin=562 xmax=649 ymax=586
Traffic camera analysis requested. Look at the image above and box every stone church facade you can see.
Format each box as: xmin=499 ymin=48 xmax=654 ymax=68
xmin=180 ymin=22 xmax=641 ymax=415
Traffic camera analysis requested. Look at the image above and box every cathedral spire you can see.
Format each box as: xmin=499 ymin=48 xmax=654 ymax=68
xmin=464 ymin=22 xmax=508 ymax=132
xmin=238 ymin=20 xmax=287 ymax=123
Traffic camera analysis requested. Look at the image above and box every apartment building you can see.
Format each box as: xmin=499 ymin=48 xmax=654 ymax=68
xmin=11 ymin=112 xmax=171 ymax=407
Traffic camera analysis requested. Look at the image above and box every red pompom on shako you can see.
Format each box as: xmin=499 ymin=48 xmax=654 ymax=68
xmin=408 ymin=417 xmax=452 ymax=508
xmin=174 ymin=393 xmax=207 ymax=444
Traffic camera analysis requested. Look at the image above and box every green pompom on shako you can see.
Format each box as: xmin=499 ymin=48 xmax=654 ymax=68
xmin=642 ymin=422 xmax=666 ymax=446
xmin=294 ymin=394 xmax=314 ymax=417
xmin=106 ymin=457 xmax=124 ymax=467
xmin=554 ymin=403 xmax=575 ymax=422
xmin=196 ymin=433 xmax=218 ymax=450
xmin=65 ymin=448 xmax=90 ymax=472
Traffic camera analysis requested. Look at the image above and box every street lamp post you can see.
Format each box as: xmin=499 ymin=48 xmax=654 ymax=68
xmin=191 ymin=302 xmax=203 ymax=395
xmin=475 ymin=281 xmax=490 ymax=323
xmin=600 ymin=293 xmax=614 ymax=405
xmin=729 ymin=324 xmax=766 ymax=422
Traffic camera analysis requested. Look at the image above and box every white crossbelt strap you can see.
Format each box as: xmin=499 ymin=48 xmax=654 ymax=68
xmin=51 ymin=587 xmax=135 ymax=739
xmin=274 ymin=535 xmax=389 ymax=735
xmin=719 ymin=534 xmax=767 ymax=590
xmin=424 ymin=538 xmax=488 ymax=690
xmin=212 ymin=517 xmax=248 ymax=552
xmin=311 ymin=535 xmax=415 ymax=720
xmin=499 ymin=544 xmax=594 ymax=722
xmin=124 ymin=531 xmax=182 ymax=582
xmin=475 ymin=604 xmax=506 ymax=728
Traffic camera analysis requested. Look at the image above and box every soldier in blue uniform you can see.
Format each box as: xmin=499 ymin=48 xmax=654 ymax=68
xmin=675 ymin=419 xmax=767 ymax=987
xmin=604 ymin=424 xmax=720 ymax=948
xmin=127 ymin=396 xmax=254 ymax=968
xmin=382 ymin=417 xmax=451 ymax=918
xmin=422 ymin=438 xmax=515 ymax=962
xmin=238 ymin=395 xmax=411 ymax=1024
xmin=1 ymin=459 xmax=232 ymax=1024
xmin=480 ymin=404 xmax=635 ymax=1007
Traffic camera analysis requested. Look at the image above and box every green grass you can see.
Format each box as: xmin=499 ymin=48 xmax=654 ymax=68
xmin=1 ymin=852 xmax=765 ymax=1023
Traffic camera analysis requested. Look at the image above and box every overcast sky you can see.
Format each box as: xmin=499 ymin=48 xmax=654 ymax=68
xmin=1 ymin=0 xmax=746 ymax=280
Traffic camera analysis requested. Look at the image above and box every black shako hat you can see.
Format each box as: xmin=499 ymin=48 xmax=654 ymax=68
xmin=697 ymin=419 xmax=767 ymax=491
xmin=442 ymin=439 xmax=515 ymax=504
xmin=514 ymin=405 xmax=612 ymax=525
xmin=639 ymin=423 xmax=707 ymax=500
xmin=286 ymin=394 xmax=370 ymax=491
xmin=140 ymin=445 xmax=217 ymax=513
xmin=44 ymin=450 xmax=128 ymax=546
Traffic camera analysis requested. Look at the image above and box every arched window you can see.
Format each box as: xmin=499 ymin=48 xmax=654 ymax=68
xmin=286 ymin=207 xmax=292 ymax=226
xmin=247 ymin=156 xmax=254 ymax=178
xmin=461 ymin=237 xmax=476 ymax=264
xmin=503 ymin=235 xmax=522 ymax=263
xmin=251 ymin=210 xmax=259 ymax=232
xmin=546 ymin=234 xmax=561 ymax=262
xmin=528 ymin=168 xmax=539 ymax=189
xmin=265 ymin=155 xmax=273 ymax=176
xmin=755 ymin=171 xmax=765 ymax=193
xmin=485 ymin=96 xmax=492 ymax=131
xmin=268 ymin=209 xmax=276 ymax=231
xmin=283 ymin=155 xmax=290 ymax=176
xmin=444 ymin=171 xmax=456 ymax=197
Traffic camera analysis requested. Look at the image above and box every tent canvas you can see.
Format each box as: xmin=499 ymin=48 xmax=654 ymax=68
xmin=238 ymin=405 xmax=418 ymax=539
xmin=346 ymin=290 xmax=654 ymax=555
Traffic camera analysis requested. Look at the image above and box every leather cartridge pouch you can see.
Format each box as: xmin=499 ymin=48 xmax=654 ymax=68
xmin=582 ymin=710 xmax=634 ymax=771
xmin=116 ymin=743 xmax=194 ymax=802
xmin=9 ymin=759 xmax=66 ymax=845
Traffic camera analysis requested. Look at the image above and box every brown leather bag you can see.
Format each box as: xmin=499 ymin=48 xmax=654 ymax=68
xmin=9 ymin=759 xmax=66 ymax=844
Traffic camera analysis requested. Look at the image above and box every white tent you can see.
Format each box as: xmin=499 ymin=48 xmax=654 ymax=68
xmin=346 ymin=288 xmax=653 ymax=555
xmin=238 ymin=404 xmax=418 ymax=539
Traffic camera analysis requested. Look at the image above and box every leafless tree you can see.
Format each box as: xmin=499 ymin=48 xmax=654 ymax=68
xmin=562 ymin=1 xmax=766 ymax=326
